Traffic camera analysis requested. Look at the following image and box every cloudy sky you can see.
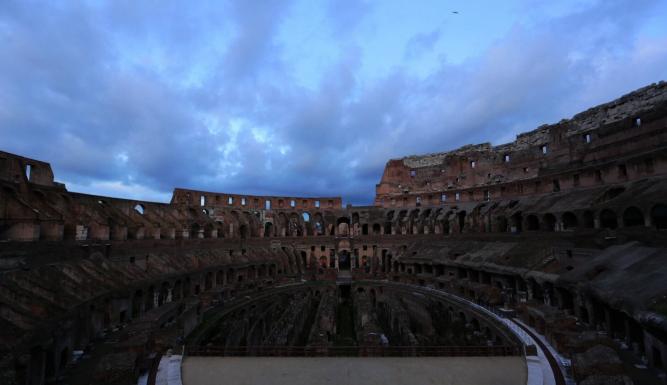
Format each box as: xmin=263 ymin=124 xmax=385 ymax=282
xmin=1 ymin=0 xmax=667 ymax=205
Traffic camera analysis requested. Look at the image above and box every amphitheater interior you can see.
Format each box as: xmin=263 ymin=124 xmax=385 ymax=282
xmin=2 ymin=81 xmax=667 ymax=385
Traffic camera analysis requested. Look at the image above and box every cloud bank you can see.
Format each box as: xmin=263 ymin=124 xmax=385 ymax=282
xmin=1 ymin=0 xmax=666 ymax=204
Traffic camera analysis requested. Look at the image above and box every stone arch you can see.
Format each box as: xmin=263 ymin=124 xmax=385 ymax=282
xmin=190 ymin=223 xmax=202 ymax=239
xmin=132 ymin=289 xmax=143 ymax=318
xmin=173 ymin=280 xmax=182 ymax=300
xmin=397 ymin=210 xmax=408 ymax=234
xmin=352 ymin=212 xmax=360 ymax=235
xmin=145 ymin=286 xmax=155 ymax=310
xmin=313 ymin=212 xmax=325 ymax=235
xmin=457 ymin=311 xmax=467 ymax=323
xmin=243 ymin=211 xmax=260 ymax=237
xmin=419 ymin=208 xmax=432 ymax=233
xmin=277 ymin=212 xmax=289 ymax=237
xmin=408 ymin=209 xmax=420 ymax=234
xmin=562 ymin=212 xmax=578 ymax=230
xmin=652 ymin=204 xmax=667 ymax=229
xmin=623 ymin=206 xmax=644 ymax=227
xmin=289 ymin=212 xmax=303 ymax=236
xmin=457 ymin=210 xmax=466 ymax=233
xmin=542 ymin=213 xmax=557 ymax=232
xmin=159 ymin=281 xmax=171 ymax=306
xmin=526 ymin=214 xmax=539 ymax=231
xmin=511 ymin=212 xmax=523 ymax=232
xmin=203 ymin=223 xmax=217 ymax=238
xmin=600 ymin=209 xmax=618 ymax=229
xmin=302 ymin=212 xmax=312 ymax=235
xmin=59 ymin=347 xmax=69 ymax=370
xmin=264 ymin=221 xmax=273 ymax=237
xmin=372 ymin=223 xmax=381 ymax=235
xmin=239 ymin=224 xmax=248 ymax=239
xmin=582 ymin=210 xmax=595 ymax=228
xmin=496 ymin=216 xmax=508 ymax=232
xmin=336 ymin=217 xmax=350 ymax=236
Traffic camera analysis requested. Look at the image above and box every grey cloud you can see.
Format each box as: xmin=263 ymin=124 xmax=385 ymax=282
xmin=1 ymin=0 xmax=666 ymax=205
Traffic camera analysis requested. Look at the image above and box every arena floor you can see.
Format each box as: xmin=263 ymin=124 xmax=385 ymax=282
xmin=181 ymin=356 xmax=527 ymax=385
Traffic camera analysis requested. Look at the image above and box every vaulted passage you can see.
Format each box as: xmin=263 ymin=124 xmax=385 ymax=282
xmin=187 ymin=282 xmax=519 ymax=356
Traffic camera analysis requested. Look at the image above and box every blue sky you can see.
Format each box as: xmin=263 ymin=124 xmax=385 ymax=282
xmin=2 ymin=0 xmax=667 ymax=205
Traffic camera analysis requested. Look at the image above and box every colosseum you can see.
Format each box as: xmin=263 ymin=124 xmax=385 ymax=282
xmin=1 ymin=81 xmax=667 ymax=385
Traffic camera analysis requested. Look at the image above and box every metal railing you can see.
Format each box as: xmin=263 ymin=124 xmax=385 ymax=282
xmin=184 ymin=345 xmax=522 ymax=357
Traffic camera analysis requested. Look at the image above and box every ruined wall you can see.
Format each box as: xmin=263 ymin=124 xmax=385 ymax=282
xmin=375 ymin=81 xmax=667 ymax=208
xmin=2 ymin=82 xmax=667 ymax=384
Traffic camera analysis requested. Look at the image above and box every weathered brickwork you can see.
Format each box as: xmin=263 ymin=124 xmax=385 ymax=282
xmin=1 ymin=82 xmax=667 ymax=384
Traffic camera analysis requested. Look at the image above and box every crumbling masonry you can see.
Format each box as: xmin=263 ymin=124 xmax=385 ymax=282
xmin=2 ymin=81 xmax=667 ymax=384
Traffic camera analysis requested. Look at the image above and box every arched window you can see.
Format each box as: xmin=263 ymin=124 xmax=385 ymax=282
xmin=302 ymin=212 xmax=310 ymax=222
xmin=622 ymin=207 xmax=644 ymax=227
xmin=134 ymin=204 xmax=145 ymax=215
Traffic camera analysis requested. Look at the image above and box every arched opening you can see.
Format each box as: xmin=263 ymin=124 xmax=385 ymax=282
xmin=583 ymin=210 xmax=594 ymax=228
xmin=300 ymin=251 xmax=308 ymax=269
xmin=600 ymin=209 xmax=618 ymax=229
xmin=653 ymin=346 xmax=663 ymax=369
xmin=239 ymin=224 xmax=248 ymax=239
xmin=59 ymin=347 xmax=69 ymax=370
xmin=336 ymin=217 xmax=350 ymax=236
xmin=652 ymin=204 xmax=667 ymax=229
xmin=372 ymin=223 xmax=381 ymax=235
xmin=173 ymin=280 xmax=182 ymax=300
xmin=511 ymin=212 xmax=523 ymax=232
xmin=264 ymin=222 xmax=273 ymax=237
xmin=457 ymin=311 xmax=467 ymax=324
xmin=362 ymin=223 xmax=368 ymax=235
xmin=134 ymin=204 xmax=145 ymax=215
xmin=302 ymin=212 xmax=310 ymax=222
xmin=384 ymin=222 xmax=392 ymax=235
xmin=145 ymin=286 xmax=155 ymax=311
xmin=623 ymin=207 xmax=644 ymax=227
xmin=543 ymin=213 xmax=557 ymax=231
xmin=496 ymin=216 xmax=508 ymax=232
xmin=526 ymin=215 xmax=539 ymax=231
xmin=559 ymin=212 xmax=577 ymax=230
xmin=338 ymin=250 xmax=350 ymax=270
xmin=190 ymin=223 xmax=201 ymax=239
xmin=183 ymin=277 xmax=191 ymax=297
xmin=457 ymin=211 xmax=466 ymax=233
xmin=289 ymin=213 xmax=302 ymax=236
xmin=132 ymin=290 xmax=142 ymax=318
xmin=205 ymin=272 xmax=213 ymax=290
xmin=352 ymin=213 xmax=360 ymax=235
